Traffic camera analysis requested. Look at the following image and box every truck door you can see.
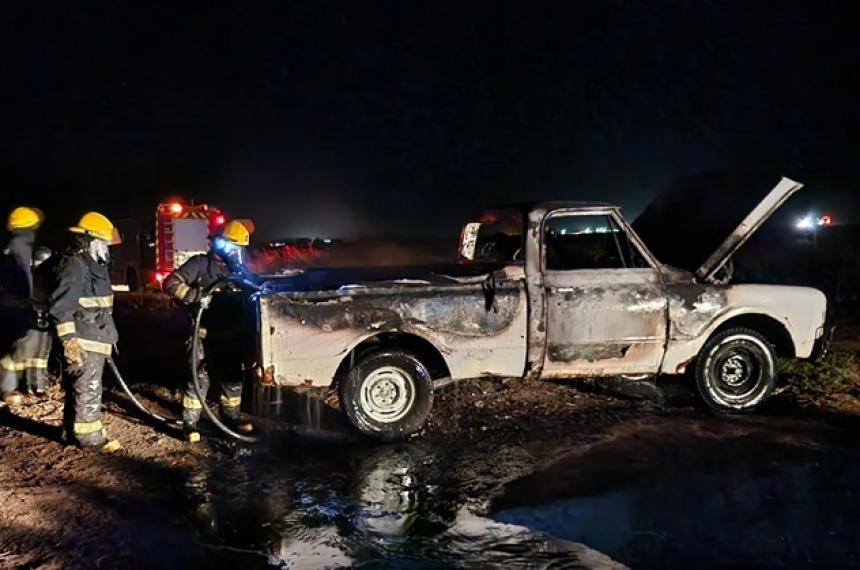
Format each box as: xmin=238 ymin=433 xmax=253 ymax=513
xmin=541 ymin=209 xmax=667 ymax=377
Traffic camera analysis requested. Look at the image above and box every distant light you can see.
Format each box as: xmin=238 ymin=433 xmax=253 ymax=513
xmin=323 ymin=238 xmax=332 ymax=244
xmin=169 ymin=203 xmax=183 ymax=215
xmin=818 ymin=214 xmax=833 ymax=226
xmin=796 ymin=215 xmax=815 ymax=230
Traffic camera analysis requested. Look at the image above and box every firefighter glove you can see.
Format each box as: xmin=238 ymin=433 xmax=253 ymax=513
xmin=62 ymin=338 xmax=86 ymax=368
xmin=184 ymin=286 xmax=202 ymax=304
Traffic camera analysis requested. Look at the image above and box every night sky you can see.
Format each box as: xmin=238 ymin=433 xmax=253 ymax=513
xmin=1 ymin=1 xmax=858 ymax=241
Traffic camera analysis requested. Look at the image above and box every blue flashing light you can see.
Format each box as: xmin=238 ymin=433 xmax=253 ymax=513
xmin=213 ymin=236 xmax=237 ymax=254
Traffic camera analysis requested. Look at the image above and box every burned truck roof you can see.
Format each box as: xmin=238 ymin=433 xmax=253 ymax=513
xmin=477 ymin=201 xmax=619 ymax=217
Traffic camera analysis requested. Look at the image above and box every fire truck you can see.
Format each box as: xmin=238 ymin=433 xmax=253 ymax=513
xmin=152 ymin=202 xmax=227 ymax=286
xmin=109 ymin=202 xmax=227 ymax=290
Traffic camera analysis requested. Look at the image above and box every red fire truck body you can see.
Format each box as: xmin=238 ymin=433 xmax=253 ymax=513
xmin=154 ymin=202 xmax=226 ymax=285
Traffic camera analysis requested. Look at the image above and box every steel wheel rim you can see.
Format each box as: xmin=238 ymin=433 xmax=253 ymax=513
xmin=360 ymin=366 xmax=416 ymax=423
xmin=707 ymin=339 xmax=767 ymax=403
xmin=719 ymin=352 xmax=754 ymax=387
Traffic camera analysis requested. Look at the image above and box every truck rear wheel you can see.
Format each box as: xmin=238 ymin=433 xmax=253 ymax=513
xmin=695 ymin=327 xmax=777 ymax=412
xmin=341 ymin=350 xmax=434 ymax=440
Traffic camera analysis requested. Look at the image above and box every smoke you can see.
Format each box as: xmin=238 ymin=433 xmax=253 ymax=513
xmin=215 ymin=162 xmax=374 ymax=241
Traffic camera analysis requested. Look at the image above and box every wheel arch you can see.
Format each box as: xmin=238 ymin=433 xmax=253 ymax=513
xmin=710 ymin=313 xmax=795 ymax=358
xmin=663 ymin=309 xmax=797 ymax=375
xmin=333 ymin=331 xmax=452 ymax=388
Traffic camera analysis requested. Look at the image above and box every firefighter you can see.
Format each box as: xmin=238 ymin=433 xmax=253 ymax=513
xmin=50 ymin=212 xmax=122 ymax=452
xmin=163 ymin=220 xmax=254 ymax=442
xmin=29 ymin=246 xmax=55 ymax=395
xmin=0 ymin=206 xmax=45 ymax=406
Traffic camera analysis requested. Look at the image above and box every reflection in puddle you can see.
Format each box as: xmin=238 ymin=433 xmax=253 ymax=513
xmin=187 ymin=434 xmax=623 ymax=568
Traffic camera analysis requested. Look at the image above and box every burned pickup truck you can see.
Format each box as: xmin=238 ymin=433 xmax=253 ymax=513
xmin=252 ymin=177 xmax=828 ymax=440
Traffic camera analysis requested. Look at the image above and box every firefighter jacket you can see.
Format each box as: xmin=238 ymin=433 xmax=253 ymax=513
xmin=49 ymin=247 xmax=118 ymax=356
xmin=163 ymin=253 xmax=230 ymax=305
xmin=0 ymin=231 xmax=35 ymax=301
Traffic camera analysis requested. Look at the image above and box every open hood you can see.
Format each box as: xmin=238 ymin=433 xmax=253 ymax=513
xmin=632 ymin=174 xmax=803 ymax=283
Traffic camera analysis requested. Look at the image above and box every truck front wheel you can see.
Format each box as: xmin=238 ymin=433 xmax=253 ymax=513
xmin=695 ymin=327 xmax=777 ymax=412
xmin=341 ymin=350 xmax=434 ymax=440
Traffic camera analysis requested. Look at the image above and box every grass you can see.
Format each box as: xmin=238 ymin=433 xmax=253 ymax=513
xmin=780 ymin=351 xmax=860 ymax=404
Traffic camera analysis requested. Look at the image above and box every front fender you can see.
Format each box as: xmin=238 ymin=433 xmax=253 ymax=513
xmin=661 ymin=284 xmax=827 ymax=374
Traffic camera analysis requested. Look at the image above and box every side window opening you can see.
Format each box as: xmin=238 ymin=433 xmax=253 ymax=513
xmin=545 ymin=214 xmax=630 ymax=270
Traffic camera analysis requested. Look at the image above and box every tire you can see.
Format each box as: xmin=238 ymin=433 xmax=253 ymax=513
xmin=340 ymin=350 xmax=434 ymax=440
xmin=695 ymin=327 xmax=777 ymax=412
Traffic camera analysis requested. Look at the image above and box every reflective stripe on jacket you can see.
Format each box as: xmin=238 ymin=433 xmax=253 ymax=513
xmin=49 ymin=248 xmax=118 ymax=353
xmin=163 ymin=253 xmax=230 ymax=304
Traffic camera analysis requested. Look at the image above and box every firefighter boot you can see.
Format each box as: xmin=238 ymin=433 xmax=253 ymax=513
xmin=220 ymin=384 xmax=254 ymax=434
xmin=182 ymin=392 xmax=207 ymax=443
xmin=182 ymin=420 xmax=202 ymax=443
xmin=181 ymin=391 xmax=204 ymax=443
xmin=2 ymin=391 xmax=24 ymax=405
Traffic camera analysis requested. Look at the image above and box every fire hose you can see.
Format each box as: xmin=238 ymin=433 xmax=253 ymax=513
xmin=106 ymin=276 xmax=260 ymax=443
xmin=107 ymin=356 xmax=175 ymax=426
xmin=188 ymin=277 xmax=259 ymax=443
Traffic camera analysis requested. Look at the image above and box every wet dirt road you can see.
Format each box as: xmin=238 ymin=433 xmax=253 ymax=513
xmin=186 ymin=390 xmax=860 ymax=569
xmin=3 ymin=378 xmax=860 ymax=569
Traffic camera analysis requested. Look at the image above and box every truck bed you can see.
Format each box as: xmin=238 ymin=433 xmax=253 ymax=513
xmin=257 ymin=264 xmax=529 ymax=386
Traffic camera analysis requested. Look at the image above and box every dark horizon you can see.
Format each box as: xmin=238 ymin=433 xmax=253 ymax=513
xmin=2 ymin=1 xmax=858 ymax=242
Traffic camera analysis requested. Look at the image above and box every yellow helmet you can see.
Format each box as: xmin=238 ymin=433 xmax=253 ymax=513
xmin=221 ymin=220 xmax=251 ymax=246
xmin=69 ymin=212 xmax=117 ymax=242
xmin=7 ymin=207 xmax=44 ymax=231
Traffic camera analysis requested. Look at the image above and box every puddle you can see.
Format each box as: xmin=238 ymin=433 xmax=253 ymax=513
xmin=185 ymin=393 xmax=860 ymax=568
xmin=492 ymin=417 xmax=860 ymax=568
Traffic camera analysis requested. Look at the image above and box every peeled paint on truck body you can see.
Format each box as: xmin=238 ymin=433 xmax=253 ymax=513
xmin=660 ymin=282 xmax=827 ymax=374
xmin=258 ymin=266 xmax=529 ymax=387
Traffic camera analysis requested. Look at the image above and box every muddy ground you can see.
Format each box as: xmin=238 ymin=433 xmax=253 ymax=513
xmin=2 ymin=294 xmax=860 ymax=568
xmin=0 ymin=374 xmax=649 ymax=568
